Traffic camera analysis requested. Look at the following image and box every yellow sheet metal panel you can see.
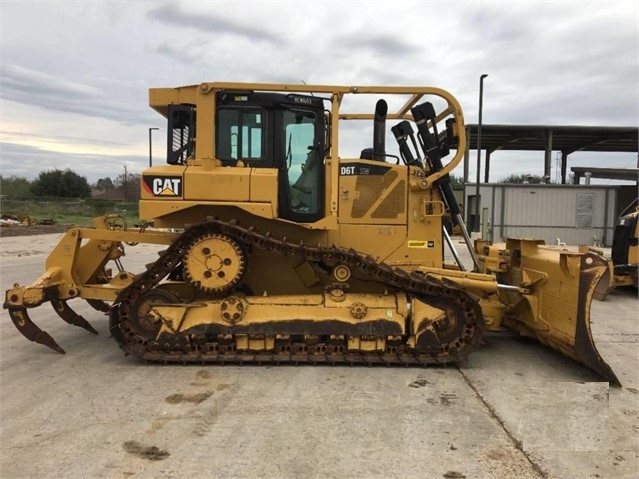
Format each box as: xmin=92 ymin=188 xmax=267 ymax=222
xmin=184 ymin=165 xmax=250 ymax=201
xmin=249 ymin=168 xmax=278 ymax=204
xmin=337 ymin=160 xmax=407 ymax=225
xmin=338 ymin=224 xmax=406 ymax=263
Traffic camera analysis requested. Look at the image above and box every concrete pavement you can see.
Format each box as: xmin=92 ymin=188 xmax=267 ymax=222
xmin=1 ymin=233 xmax=637 ymax=478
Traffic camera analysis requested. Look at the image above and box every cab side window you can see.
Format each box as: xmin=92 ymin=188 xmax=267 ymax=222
xmin=216 ymin=109 xmax=264 ymax=163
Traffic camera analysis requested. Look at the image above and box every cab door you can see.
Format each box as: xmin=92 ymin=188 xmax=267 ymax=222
xmin=277 ymin=107 xmax=325 ymax=223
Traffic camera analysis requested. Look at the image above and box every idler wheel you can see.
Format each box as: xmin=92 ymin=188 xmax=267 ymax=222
xmin=415 ymin=298 xmax=475 ymax=354
xmin=130 ymin=289 xmax=179 ymax=340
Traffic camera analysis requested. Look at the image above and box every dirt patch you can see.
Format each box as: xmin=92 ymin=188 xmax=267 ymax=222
xmin=122 ymin=440 xmax=170 ymax=461
xmin=0 ymin=223 xmax=75 ymax=237
xmin=408 ymin=379 xmax=429 ymax=388
xmin=165 ymin=392 xmax=213 ymax=404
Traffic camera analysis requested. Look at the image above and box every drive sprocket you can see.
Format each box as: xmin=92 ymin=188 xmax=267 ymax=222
xmin=183 ymin=233 xmax=247 ymax=293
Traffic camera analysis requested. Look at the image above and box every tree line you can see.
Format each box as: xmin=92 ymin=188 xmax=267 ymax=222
xmin=1 ymin=169 xmax=141 ymax=201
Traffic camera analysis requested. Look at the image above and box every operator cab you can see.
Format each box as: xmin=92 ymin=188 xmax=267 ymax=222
xmin=165 ymin=92 xmax=326 ymax=224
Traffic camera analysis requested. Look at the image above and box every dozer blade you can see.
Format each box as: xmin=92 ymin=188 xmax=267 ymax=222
xmin=497 ymin=240 xmax=620 ymax=386
xmin=579 ymin=245 xmax=615 ymax=301
xmin=7 ymin=307 xmax=65 ymax=354
xmin=51 ymin=300 xmax=99 ymax=335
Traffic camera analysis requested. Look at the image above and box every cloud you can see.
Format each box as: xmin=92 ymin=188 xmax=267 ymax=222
xmin=332 ymin=34 xmax=417 ymax=59
xmin=1 ymin=64 xmax=155 ymax=124
xmin=1 ymin=142 xmax=147 ymax=182
xmin=147 ymin=3 xmax=282 ymax=44
xmin=1 ymin=130 xmax=130 ymax=149
xmin=0 ymin=1 xmax=636 ymax=186
xmin=154 ymin=42 xmax=200 ymax=65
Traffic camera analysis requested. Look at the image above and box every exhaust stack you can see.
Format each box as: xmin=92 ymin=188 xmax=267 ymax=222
xmin=372 ymin=99 xmax=388 ymax=161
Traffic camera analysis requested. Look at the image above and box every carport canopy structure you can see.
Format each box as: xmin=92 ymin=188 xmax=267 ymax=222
xmin=462 ymin=125 xmax=638 ymax=184
xmin=570 ymin=167 xmax=639 ymax=184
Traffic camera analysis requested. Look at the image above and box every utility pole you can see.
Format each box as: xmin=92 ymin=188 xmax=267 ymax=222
xmin=123 ymin=165 xmax=128 ymax=202
xmin=475 ymin=74 xmax=488 ymax=232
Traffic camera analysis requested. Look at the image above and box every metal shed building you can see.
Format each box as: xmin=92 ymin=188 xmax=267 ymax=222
xmin=463 ymin=183 xmax=636 ymax=247
xmin=458 ymin=124 xmax=637 ymax=246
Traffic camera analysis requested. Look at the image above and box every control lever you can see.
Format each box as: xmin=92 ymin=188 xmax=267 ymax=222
xmin=391 ymin=121 xmax=421 ymax=166
xmin=411 ymin=102 xmax=483 ymax=272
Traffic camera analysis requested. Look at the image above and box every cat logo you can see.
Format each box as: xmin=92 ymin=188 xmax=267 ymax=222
xmin=142 ymin=176 xmax=182 ymax=197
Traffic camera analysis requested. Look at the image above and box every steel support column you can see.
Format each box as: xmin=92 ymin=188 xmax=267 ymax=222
xmin=544 ymin=129 xmax=553 ymax=178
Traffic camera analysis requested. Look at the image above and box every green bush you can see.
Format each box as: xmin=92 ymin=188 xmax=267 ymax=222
xmin=0 ymin=175 xmax=34 ymax=199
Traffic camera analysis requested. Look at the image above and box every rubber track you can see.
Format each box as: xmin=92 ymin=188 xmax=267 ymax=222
xmin=109 ymin=219 xmax=484 ymax=366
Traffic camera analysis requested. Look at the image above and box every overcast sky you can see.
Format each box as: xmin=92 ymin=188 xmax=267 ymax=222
xmin=1 ymin=1 xmax=637 ymax=186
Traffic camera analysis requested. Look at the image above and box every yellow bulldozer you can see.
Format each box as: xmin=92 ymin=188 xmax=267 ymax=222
xmin=3 ymin=82 xmax=619 ymax=385
xmin=611 ymin=198 xmax=638 ymax=288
